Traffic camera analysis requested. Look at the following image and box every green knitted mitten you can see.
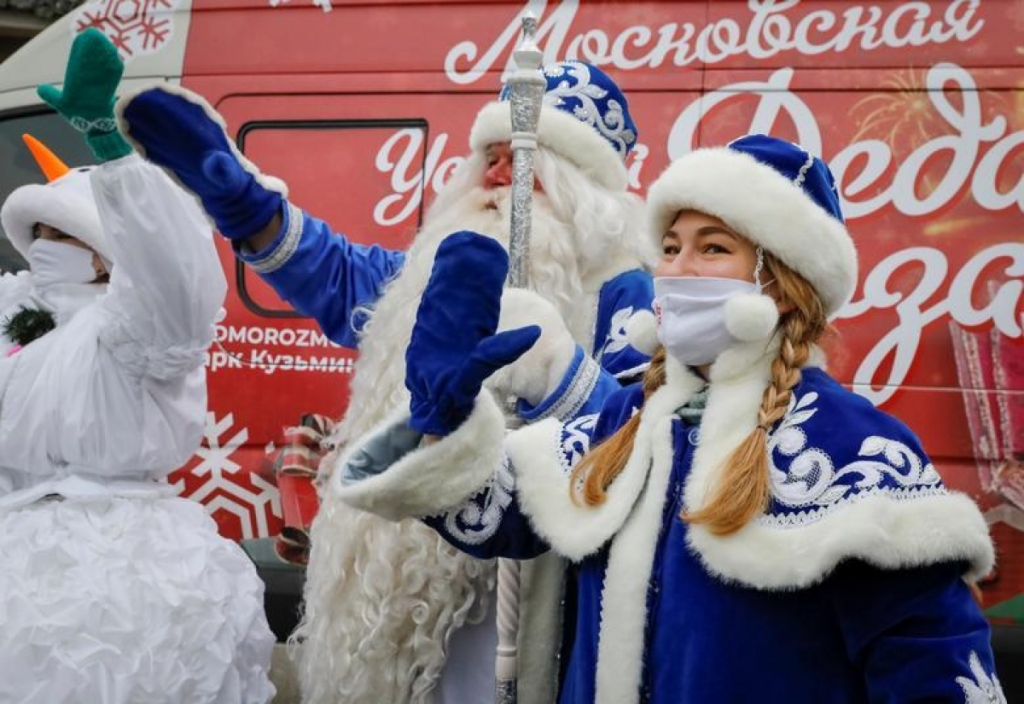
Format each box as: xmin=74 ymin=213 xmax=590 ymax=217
xmin=37 ymin=28 xmax=132 ymax=163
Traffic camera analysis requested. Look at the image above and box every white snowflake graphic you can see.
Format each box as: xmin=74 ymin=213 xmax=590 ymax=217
xmin=957 ymin=651 xmax=1007 ymax=704
xmin=172 ymin=412 xmax=283 ymax=540
xmin=73 ymin=0 xmax=182 ymax=61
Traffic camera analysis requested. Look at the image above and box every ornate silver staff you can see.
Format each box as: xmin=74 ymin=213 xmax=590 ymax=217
xmin=496 ymin=12 xmax=545 ymax=704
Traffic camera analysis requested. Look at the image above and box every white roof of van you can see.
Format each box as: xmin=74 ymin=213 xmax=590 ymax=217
xmin=0 ymin=0 xmax=191 ymax=111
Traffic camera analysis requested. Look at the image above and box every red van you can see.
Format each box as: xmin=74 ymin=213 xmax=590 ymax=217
xmin=1 ymin=0 xmax=1021 ymax=685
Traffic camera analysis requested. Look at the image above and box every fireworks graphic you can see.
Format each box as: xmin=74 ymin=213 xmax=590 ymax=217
xmin=73 ymin=0 xmax=181 ymax=60
xmin=849 ymin=69 xmax=1014 ymax=160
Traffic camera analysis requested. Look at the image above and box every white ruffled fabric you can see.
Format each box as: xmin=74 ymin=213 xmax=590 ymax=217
xmin=0 ymin=496 xmax=275 ymax=704
xmin=0 ymin=157 xmax=274 ymax=701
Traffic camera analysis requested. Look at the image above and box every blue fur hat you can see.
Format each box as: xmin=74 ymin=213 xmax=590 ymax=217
xmin=647 ymin=134 xmax=857 ymax=318
xmin=470 ymin=61 xmax=637 ymax=191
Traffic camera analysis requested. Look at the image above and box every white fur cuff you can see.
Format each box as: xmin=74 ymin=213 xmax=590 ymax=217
xmin=333 ymin=392 xmax=507 ymax=521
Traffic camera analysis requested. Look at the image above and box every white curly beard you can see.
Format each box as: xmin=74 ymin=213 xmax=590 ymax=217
xmin=290 ymin=150 xmax=643 ymax=704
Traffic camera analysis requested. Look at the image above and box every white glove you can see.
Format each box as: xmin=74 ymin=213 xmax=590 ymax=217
xmin=486 ymin=288 xmax=578 ymax=407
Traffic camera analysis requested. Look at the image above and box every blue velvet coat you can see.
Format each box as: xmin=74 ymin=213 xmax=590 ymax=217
xmin=411 ymin=345 xmax=1001 ymax=704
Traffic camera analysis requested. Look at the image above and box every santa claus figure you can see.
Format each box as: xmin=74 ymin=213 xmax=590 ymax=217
xmin=120 ymin=59 xmax=653 ymax=703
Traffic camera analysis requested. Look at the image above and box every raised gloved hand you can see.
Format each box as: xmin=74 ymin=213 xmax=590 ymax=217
xmin=37 ymin=28 xmax=132 ymax=163
xmin=487 ymin=288 xmax=578 ymax=407
xmin=117 ymin=84 xmax=285 ymax=240
xmin=406 ymin=231 xmax=541 ymax=436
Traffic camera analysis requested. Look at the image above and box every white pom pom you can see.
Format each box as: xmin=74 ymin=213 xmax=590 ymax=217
xmin=725 ymin=293 xmax=779 ymax=342
xmin=625 ymin=309 xmax=660 ymax=355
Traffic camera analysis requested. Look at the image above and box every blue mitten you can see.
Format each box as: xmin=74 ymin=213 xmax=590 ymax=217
xmin=117 ymin=85 xmax=283 ymax=239
xmin=406 ymin=231 xmax=540 ymax=436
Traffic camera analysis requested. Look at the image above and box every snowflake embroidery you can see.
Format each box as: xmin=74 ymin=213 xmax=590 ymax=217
xmin=957 ymin=651 xmax=1007 ymax=703
xmin=602 ymin=306 xmax=636 ymax=356
xmin=442 ymin=457 xmax=515 ymax=545
xmin=73 ymin=0 xmax=182 ymax=61
xmin=767 ymin=391 xmax=942 ymax=510
xmin=170 ymin=412 xmax=282 ymax=540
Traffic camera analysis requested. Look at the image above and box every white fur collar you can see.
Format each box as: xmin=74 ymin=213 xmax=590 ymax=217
xmin=508 ymin=371 xmax=702 ymax=562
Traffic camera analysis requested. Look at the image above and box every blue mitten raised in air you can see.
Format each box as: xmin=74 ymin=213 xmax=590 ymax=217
xmin=117 ymin=84 xmax=284 ymax=240
xmin=406 ymin=231 xmax=540 ymax=436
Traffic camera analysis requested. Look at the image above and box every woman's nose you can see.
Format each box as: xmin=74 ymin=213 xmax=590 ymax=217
xmin=656 ymin=251 xmax=697 ymax=278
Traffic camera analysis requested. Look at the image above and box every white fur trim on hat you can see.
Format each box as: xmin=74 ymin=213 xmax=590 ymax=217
xmin=1 ymin=168 xmax=109 ymax=260
xmin=470 ymin=101 xmax=628 ymax=191
xmin=646 ymin=147 xmax=857 ymax=317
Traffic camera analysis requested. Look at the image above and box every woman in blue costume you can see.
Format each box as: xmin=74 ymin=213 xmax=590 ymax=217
xmin=336 ymin=134 xmax=1004 ymax=703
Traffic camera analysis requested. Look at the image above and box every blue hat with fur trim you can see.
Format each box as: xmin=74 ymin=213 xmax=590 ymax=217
xmin=470 ymin=61 xmax=637 ymax=191
xmin=647 ymin=134 xmax=857 ymax=318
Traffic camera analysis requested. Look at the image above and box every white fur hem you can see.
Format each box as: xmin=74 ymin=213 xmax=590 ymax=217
xmin=332 ymin=392 xmax=506 ymax=521
xmin=646 ymin=147 xmax=856 ymax=316
xmin=510 ymin=375 xmax=701 ymax=563
xmin=689 ymin=490 xmax=995 ymax=589
xmin=470 ymin=101 xmax=628 ymax=191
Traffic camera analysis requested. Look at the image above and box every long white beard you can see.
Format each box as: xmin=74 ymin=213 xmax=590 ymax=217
xmin=291 ymin=185 xmax=590 ymax=704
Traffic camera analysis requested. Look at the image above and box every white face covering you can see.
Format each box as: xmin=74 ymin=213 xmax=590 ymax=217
xmin=654 ymin=276 xmax=761 ymax=366
xmin=27 ymin=238 xmax=98 ymax=288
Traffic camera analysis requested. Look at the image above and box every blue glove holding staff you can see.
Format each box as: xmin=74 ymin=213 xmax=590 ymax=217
xmin=406 ymin=231 xmax=540 ymax=436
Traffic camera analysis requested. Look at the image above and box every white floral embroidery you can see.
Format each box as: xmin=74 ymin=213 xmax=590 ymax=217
xmin=559 ymin=413 xmax=599 ymax=475
xmin=957 ymin=651 xmax=1007 ymax=703
xmin=601 ymin=306 xmax=635 ymax=356
xmin=541 ymin=63 xmax=636 ymax=156
xmin=442 ymin=457 xmax=515 ymax=545
xmin=768 ymin=391 xmax=942 ymax=509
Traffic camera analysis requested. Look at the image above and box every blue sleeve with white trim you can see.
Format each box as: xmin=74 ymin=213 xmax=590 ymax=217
xmin=234 ymin=202 xmax=405 ymax=349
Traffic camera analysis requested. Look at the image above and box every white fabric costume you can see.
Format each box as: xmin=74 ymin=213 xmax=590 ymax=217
xmin=0 ymin=156 xmax=275 ymax=703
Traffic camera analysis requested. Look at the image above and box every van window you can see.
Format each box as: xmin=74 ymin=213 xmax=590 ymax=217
xmin=236 ymin=119 xmax=429 ymax=317
xmin=0 ymin=110 xmax=95 ymax=272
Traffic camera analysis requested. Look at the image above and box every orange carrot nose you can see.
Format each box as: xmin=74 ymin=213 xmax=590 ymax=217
xmin=22 ymin=133 xmax=70 ymax=182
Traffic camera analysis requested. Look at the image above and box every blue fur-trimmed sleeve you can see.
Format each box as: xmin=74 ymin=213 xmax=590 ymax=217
xmin=593 ymin=268 xmax=653 ymax=380
xmin=824 ymin=559 xmax=1005 ymax=701
xmin=424 ymin=385 xmax=644 ymax=560
xmin=234 ymin=202 xmax=405 ymax=348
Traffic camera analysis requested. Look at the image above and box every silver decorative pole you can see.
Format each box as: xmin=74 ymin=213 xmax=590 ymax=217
xmin=504 ymin=12 xmax=545 ymax=289
xmin=496 ymin=12 xmax=545 ymax=704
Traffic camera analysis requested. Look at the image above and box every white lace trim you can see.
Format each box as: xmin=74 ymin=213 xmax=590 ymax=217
xmin=249 ymin=202 xmax=302 ymax=274
xmin=535 ymin=355 xmax=602 ymax=423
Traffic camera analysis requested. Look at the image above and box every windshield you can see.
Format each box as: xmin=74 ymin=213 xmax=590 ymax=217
xmin=0 ymin=110 xmax=95 ymax=272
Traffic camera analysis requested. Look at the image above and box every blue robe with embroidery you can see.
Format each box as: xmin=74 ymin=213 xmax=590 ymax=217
xmin=422 ymin=367 xmax=1002 ymax=704
xmin=235 ymin=202 xmax=651 ymax=384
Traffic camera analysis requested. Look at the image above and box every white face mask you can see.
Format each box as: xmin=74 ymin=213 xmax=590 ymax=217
xmin=654 ymin=276 xmax=760 ymax=366
xmin=27 ymin=238 xmax=98 ymax=288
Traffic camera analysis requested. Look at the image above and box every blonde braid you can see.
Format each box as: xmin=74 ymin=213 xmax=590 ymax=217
xmin=572 ymin=347 xmax=668 ymax=506
xmin=684 ymin=255 xmax=827 ymax=536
